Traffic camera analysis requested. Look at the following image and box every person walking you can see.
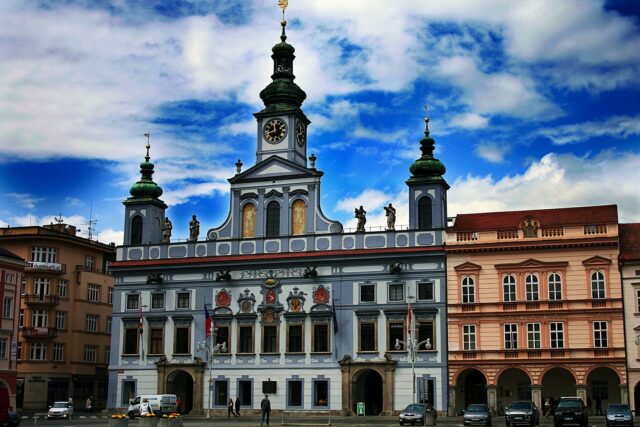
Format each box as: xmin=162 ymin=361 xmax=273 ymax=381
xmin=85 ymin=396 xmax=93 ymax=413
xmin=234 ymin=397 xmax=241 ymax=417
xmin=176 ymin=397 xmax=183 ymax=414
xmin=595 ymin=396 xmax=603 ymax=416
xmin=228 ymin=398 xmax=235 ymax=418
xmin=260 ymin=395 xmax=271 ymax=426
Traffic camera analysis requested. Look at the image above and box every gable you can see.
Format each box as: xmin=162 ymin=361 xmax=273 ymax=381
xmin=582 ymin=256 xmax=612 ymax=267
xmin=229 ymin=155 xmax=321 ymax=184
xmin=495 ymin=258 xmax=569 ymax=270
xmin=453 ymin=261 xmax=482 ymax=272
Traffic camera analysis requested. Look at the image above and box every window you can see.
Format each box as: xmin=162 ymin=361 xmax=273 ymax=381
xmin=105 ymin=347 xmax=111 ymax=363
xmin=32 ymin=309 xmax=48 ymax=327
xmin=287 ymin=380 xmax=303 ymax=408
xmin=527 ymin=323 xmax=541 ymax=349
xmin=126 ymin=294 xmax=139 ymax=310
xmin=241 ymin=204 xmax=256 ymax=238
xmin=85 ymin=255 xmax=95 ymax=270
xmin=266 ymin=201 xmax=280 ymax=237
xmin=30 ymin=342 xmax=47 ymax=360
xmin=88 ymin=284 xmax=100 ymax=302
xmin=313 ymin=380 xmax=329 ymax=407
xmin=176 ymin=292 xmax=190 ymax=309
xmin=130 ymin=216 xmax=143 ymax=245
xmin=502 ymin=275 xmax=516 ymax=302
xmin=525 ymin=274 xmax=539 ymax=301
xmin=463 ymin=325 xmax=476 ymax=351
xmin=123 ymin=327 xmax=139 ymax=354
xmin=312 ymin=323 xmax=329 ymax=353
xmin=287 ymin=324 xmax=304 ymax=353
xmin=359 ymin=321 xmax=376 ymax=351
xmin=262 ymin=325 xmax=278 ymax=353
xmin=106 ymin=317 xmax=112 ymax=334
xmin=149 ymin=328 xmax=164 ymax=355
xmin=19 ymin=309 xmax=24 ymax=327
xmin=107 ymin=287 xmax=114 ymax=305
xmin=417 ymin=321 xmax=434 ymax=350
xmin=550 ymin=322 xmax=564 ymax=349
xmin=548 ymin=273 xmax=562 ymax=300
xmin=417 ymin=197 xmax=433 ymax=230
xmin=504 ymin=323 xmax=518 ymax=350
xmin=593 ymin=321 xmax=608 ymax=348
xmin=0 ymin=338 xmax=6 ymax=359
xmin=388 ymin=283 xmax=404 ymax=302
xmin=122 ymin=380 xmax=136 ymax=406
xmin=591 ymin=271 xmax=606 ymax=299
xmin=31 ymin=247 xmax=57 ymax=263
xmin=53 ymin=343 xmax=64 ymax=361
xmin=462 ymin=276 xmax=475 ymax=304
xmin=34 ymin=277 xmax=51 ymax=297
xmin=174 ymin=326 xmax=190 ymax=354
xmin=215 ymin=325 xmax=230 ymax=353
xmin=86 ymin=314 xmax=98 ymax=332
xmin=591 ymin=380 xmax=609 ymax=400
xmin=636 ymin=289 xmax=640 ymax=312
xmin=214 ymin=380 xmax=228 ymax=406
xmin=151 ymin=293 xmax=165 ymax=309
xmin=238 ymin=325 xmax=254 ymax=353
xmin=5 ymin=273 xmax=16 ymax=285
xmin=55 ymin=311 xmax=66 ymax=330
xmin=417 ymin=282 xmax=434 ymax=301
xmin=360 ymin=283 xmax=375 ymax=303
xmin=57 ymin=280 xmax=68 ymax=298
xmin=388 ymin=321 xmax=405 ymax=351
xmin=238 ymin=380 xmax=252 ymax=407
xmin=84 ymin=345 xmax=97 ymax=362
xmin=3 ymin=297 xmax=13 ymax=318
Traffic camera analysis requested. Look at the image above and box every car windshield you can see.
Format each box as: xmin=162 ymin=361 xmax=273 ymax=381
xmin=53 ymin=402 xmax=68 ymax=408
xmin=467 ymin=405 xmax=487 ymax=412
xmin=557 ymin=400 xmax=582 ymax=409
xmin=405 ymin=404 xmax=425 ymax=412
xmin=607 ymin=405 xmax=630 ymax=413
xmin=510 ymin=402 xmax=532 ymax=410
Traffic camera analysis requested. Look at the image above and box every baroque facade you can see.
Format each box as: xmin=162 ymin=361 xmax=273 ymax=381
xmin=108 ymin=19 xmax=449 ymax=415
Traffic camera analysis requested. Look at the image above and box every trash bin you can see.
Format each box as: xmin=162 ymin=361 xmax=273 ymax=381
xmin=424 ymin=412 xmax=435 ymax=426
xmin=357 ymin=402 xmax=365 ymax=416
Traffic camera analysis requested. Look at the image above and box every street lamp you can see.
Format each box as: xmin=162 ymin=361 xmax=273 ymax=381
xmin=396 ymin=308 xmax=432 ymax=405
xmin=197 ymin=337 xmax=227 ymax=418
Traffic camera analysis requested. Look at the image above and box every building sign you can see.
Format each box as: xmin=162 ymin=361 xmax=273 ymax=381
xmin=28 ymin=261 xmax=63 ymax=272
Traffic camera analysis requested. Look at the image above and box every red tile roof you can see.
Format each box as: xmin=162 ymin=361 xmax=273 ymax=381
xmin=452 ymin=205 xmax=618 ymax=232
xmin=620 ymin=223 xmax=640 ymax=261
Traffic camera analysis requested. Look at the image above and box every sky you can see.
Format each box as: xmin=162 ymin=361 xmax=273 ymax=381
xmin=1 ymin=0 xmax=639 ymax=245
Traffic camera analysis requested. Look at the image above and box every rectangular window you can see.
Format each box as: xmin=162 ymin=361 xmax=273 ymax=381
xmin=88 ymin=283 xmax=100 ymax=302
xmin=312 ymin=323 xmax=329 ymax=353
xmin=262 ymin=325 xmax=278 ymax=353
xmin=57 ymin=279 xmax=68 ymax=298
xmin=287 ymin=380 xmax=303 ymax=408
xmin=107 ymin=287 xmax=114 ymax=305
xmin=31 ymin=247 xmax=57 ymax=263
xmin=360 ymin=284 xmax=376 ymax=303
xmin=53 ymin=343 xmax=64 ymax=361
xmin=85 ymin=255 xmax=95 ymax=270
xmin=123 ymin=327 xmax=139 ymax=355
xmin=462 ymin=277 xmax=475 ymax=303
xmin=550 ymin=322 xmax=564 ymax=349
xmin=213 ymin=325 xmax=229 ymax=352
xmin=176 ymin=292 xmax=190 ymax=309
xmin=463 ymin=325 xmax=476 ymax=351
xmin=107 ymin=317 xmax=112 ymax=334
xmin=417 ymin=281 xmax=434 ymax=301
xmin=30 ymin=342 xmax=47 ymax=360
xmin=3 ymin=297 xmax=13 ymax=318
xmin=313 ymin=380 xmax=329 ymax=407
xmin=238 ymin=380 xmax=252 ymax=407
xmin=32 ymin=309 xmax=48 ymax=327
xmin=214 ymin=380 xmax=228 ymax=406
xmin=174 ymin=326 xmax=190 ymax=354
xmin=527 ymin=323 xmax=541 ymax=349
xmin=593 ymin=321 xmax=608 ymax=348
xmin=388 ymin=321 xmax=405 ymax=351
xmin=503 ymin=277 xmax=516 ymax=302
xmin=149 ymin=328 xmax=164 ymax=355
xmin=84 ymin=345 xmax=97 ymax=362
xmin=637 ymin=289 xmax=640 ymax=313
xmin=417 ymin=321 xmax=435 ymax=350
xmin=0 ymin=338 xmax=7 ymax=359
xmin=359 ymin=321 xmax=376 ymax=352
xmin=5 ymin=273 xmax=16 ymax=285
xmin=151 ymin=293 xmax=165 ymax=309
xmin=34 ymin=277 xmax=51 ymax=297
xmin=126 ymin=294 xmax=139 ymax=310
xmin=19 ymin=309 xmax=24 ymax=327
xmin=86 ymin=314 xmax=98 ymax=332
xmin=122 ymin=380 xmax=136 ymax=406
xmin=105 ymin=347 xmax=111 ymax=364
xmin=238 ymin=325 xmax=254 ymax=353
xmin=591 ymin=380 xmax=609 ymax=400
xmin=55 ymin=311 xmax=66 ymax=330
xmin=287 ymin=324 xmax=304 ymax=353
xmin=388 ymin=283 xmax=404 ymax=302
xmin=504 ymin=323 xmax=518 ymax=350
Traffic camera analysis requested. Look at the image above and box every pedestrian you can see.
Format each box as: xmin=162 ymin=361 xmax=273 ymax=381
xmin=549 ymin=396 xmax=555 ymax=415
xmin=176 ymin=396 xmax=183 ymax=414
xmin=595 ymin=395 xmax=602 ymax=415
xmin=235 ymin=396 xmax=241 ymax=417
xmin=228 ymin=398 xmax=235 ymax=418
xmin=140 ymin=398 xmax=151 ymax=416
xmin=587 ymin=396 xmax=592 ymax=415
xmin=544 ymin=398 xmax=550 ymax=417
xmin=68 ymin=397 xmax=73 ymax=408
xmin=86 ymin=396 xmax=93 ymax=413
xmin=261 ymin=395 xmax=271 ymax=426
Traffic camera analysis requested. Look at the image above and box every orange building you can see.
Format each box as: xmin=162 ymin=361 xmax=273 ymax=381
xmin=0 ymin=223 xmax=115 ymax=410
xmin=445 ymin=205 xmax=626 ymax=415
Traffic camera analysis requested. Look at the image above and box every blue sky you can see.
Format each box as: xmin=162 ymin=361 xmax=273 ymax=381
xmin=1 ymin=0 xmax=639 ymax=244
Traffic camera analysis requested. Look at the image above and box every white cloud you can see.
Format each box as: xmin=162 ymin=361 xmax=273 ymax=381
xmin=64 ymin=197 xmax=83 ymax=208
xmin=6 ymin=193 xmax=45 ymax=210
xmin=97 ymin=228 xmax=124 ymax=246
xmin=450 ymin=112 xmax=489 ymax=129
xmin=539 ymin=115 xmax=640 ymax=145
xmin=219 ymin=120 xmax=256 ymax=136
xmin=353 ymin=127 xmax=408 ymax=144
xmin=475 ymin=142 xmax=510 ymax=163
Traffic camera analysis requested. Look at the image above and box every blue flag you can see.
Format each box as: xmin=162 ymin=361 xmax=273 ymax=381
xmin=332 ymin=298 xmax=338 ymax=335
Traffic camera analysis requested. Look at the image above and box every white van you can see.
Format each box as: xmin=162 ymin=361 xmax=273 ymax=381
xmin=127 ymin=394 xmax=177 ymax=418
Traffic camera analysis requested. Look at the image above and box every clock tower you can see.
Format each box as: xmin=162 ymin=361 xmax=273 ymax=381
xmin=254 ymin=18 xmax=310 ymax=167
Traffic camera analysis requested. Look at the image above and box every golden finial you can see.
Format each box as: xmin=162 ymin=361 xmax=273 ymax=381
xmin=144 ymin=132 xmax=151 ymax=160
xmin=278 ymin=0 xmax=288 ymax=23
xmin=423 ymin=104 xmax=430 ymax=124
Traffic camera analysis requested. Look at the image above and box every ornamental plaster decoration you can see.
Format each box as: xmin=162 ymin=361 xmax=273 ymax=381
xmin=213 ymin=289 xmax=233 ymax=315
xmin=146 ymin=273 xmax=164 ymax=284
xmin=310 ymin=284 xmax=331 ymax=312
xmin=237 ymin=289 xmax=256 ymax=314
xmin=520 ymin=217 xmax=539 ymax=238
xmin=302 ymin=266 xmax=317 ymax=278
xmin=257 ymin=276 xmax=284 ymax=313
xmin=286 ymin=287 xmax=307 ymax=313
xmin=215 ymin=271 xmax=231 ymax=281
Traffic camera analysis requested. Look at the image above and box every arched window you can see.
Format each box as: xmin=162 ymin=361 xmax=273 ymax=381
xmin=525 ymin=274 xmax=539 ymax=301
xmin=291 ymin=199 xmax=306 ymax=235
xmin=503 ymin=275 xmax=516 ymax=302
xmin=265 ymin=201 xmax=280 ymax=238
xmin=417 ymin=197 xmax=433 ymax=230
xmin=242 ymin=204 xmax=256 ymax=238
xmin=548 ymin=273 xmax=562 ymax=301
xmin=130 ymin=215 xmax=143 ymax=245
xmin=461 ymin=276 xmax=475 ymax=304
xmin=591 ymin=271 xmax=606 ymax=299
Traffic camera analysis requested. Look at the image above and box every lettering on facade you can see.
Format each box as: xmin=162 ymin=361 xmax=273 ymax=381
xmin=239 ymin=268 xmax=304 ymax=279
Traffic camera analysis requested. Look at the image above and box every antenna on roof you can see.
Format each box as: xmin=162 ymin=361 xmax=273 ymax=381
xmin=86 ymin=199 xmax=97 ymax=241
xmin=54 ymin=214 xmax=64 ymax=225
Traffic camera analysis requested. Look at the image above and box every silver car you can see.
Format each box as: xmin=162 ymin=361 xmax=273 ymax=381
xmin=464 ymin=404 xmax=492 ymax=426
xmin=47 ymin=401 xmax=74 ymax=419
xmin=606 ymin=404 xmax=633 ymax=427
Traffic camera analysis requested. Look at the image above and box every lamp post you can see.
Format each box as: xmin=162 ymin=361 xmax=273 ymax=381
xmin=198 ymin=336 xmax=227 ymax=418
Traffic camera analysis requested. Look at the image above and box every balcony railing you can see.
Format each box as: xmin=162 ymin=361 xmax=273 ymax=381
xmin=22 ymin=327 xmax=57 ymax=339
xmin=24 ymin=295 xmax=59 ymax=306
xmin=25 ymin=262 xmax=66 ymax=274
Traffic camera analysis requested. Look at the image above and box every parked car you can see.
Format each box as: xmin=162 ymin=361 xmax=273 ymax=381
xmin=47 ymin=401 xmax=74 ymax=419
xmin=464 ymin=404 xmax=492 ymax=426
xmin=505 ymin=401 xmax=540 ymax=426
xmin=606 ymin=404 xmax=633 ymax=427
xmin=553 ymin=397 xmax=588 ymax=427
xmin=398 ymin=403 xmax=437 ymax=425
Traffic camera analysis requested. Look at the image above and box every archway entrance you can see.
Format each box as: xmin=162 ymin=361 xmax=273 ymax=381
xmin=497 ymin=368 xmax=531 ymax=408
xmin=541 ymin=367 xmax=576 ymax=404
xmin=166 ymin=370 xmax=194 ymax=414
xmin=587 ymin=367 xmax=621 ymax=410
xmin=354 ymin=369 xmax=383 ymax=415
xmin=455 ymin=369 xmax=487 ymax=412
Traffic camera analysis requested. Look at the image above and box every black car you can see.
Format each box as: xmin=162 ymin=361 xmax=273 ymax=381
xmin=464 ymin=404 xmax=492 ymax=426
xmin=399 ymin=403 xmax=437 ymax=426
xmin=553 ymin=397 xmax=588 ymax=427
xmin=505 ymin=401 xmax=540 ymax=427
xmin=606 ymin=404 xmax=633 ymax=427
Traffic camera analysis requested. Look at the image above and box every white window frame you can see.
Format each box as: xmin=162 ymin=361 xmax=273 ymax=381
xmin=525 ymin=274 xmax=539 ymax=301
xmin=31 ymin=247 xmax=57 ymax=263
xmin=502 ymin=275 xmax=516 ymax=302
xmin=504 ymin=323 xmax=518 ymax=350
xmin=636 ymin=289 xmax=640 ymax=313
xmin=84 ymin=345 xmax=97 ymax=363
xmin=32 ymin=309 xmax=48 ymax=327
xmin=34 ymin=277 xmax=51 ymax=297
xmin=151 ymin=292 xmax=165 ymax=309
xmin=85 ymin=314 xmax=98 ymax=332
xmin=85 ymin=255 xmax=95 ymax=270
xmin=550 ymin=322 xmax=564 ymax=349
xmin=107 ymin=287 xmax=114 ymax=305
xmin=463 ymin=324 xmax=476 ymax=351
xmin=387 ymin=282 xmax=404 ymax=303
xmin=176 ymin=292 xmax=191 ymax=309
xmin=527 ymin=323 xmax=541 ymax=349
xmin=88 ymin=283 xmax=100 ymax=302
xmin=57 ymin=279 xmax=68 ymax=298
xmin=593 ymin=321 xmax=608 ymax=348
xmin=548 ymin=273 xmax=562 ymax=301
xmin=591 ymin=271 xmax=606 ymax=299
xmin=359 ymin=283 xmax=376 ymax=303
xmin=53 ymin=343 xmax=64 ymax=361
xmin=30 ymin=342 xmax=47 ymax=360
xmin=126 ymin=294 xmax=140 ymax=310
xmin=3 ymin=297 xmax=13 ymax=318
xmin=55 ymin=311 xmax=66 ymax=330
xmin=462 ymin=276 xmax=475 ymax=304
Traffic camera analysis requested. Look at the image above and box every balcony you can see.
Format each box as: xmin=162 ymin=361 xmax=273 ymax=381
xmin=25 ymin=261 xmax=66 ymax=274
xmin=22 ymin=327 xmax=57 ymax=339
xmin=24 ymin=295 xmax=59 ymax=306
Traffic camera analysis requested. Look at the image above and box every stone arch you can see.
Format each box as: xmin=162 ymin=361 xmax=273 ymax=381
xmin=537 ymin=364 xmax=578 ymax=384
xmin=455 ymin=368 xmax=488 ymax=412
xmin=541 ymin=367 xmax=577 ymax=404
xmin=582 ymin=364 xmax=623 ymax=384
xmin=351 ymin=368 xmax=383 ymax=415
xmin=452 ymin=366 xmax=489 ymax=385
xmin=586 ymin=366 xmax=622 ymax=407
xmin=156 ymin=359 xmax=205 ymax=415
xmin=497 ymin=367 xmax=532 ymax=406
xmin=166 ymin=369 xmax=195 ymax=414
xmin=339 ymin=356 xmax=396 ymax=416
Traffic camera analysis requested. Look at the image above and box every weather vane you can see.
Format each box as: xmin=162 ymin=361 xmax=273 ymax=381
xmin=278 ymin=0 xmax=288 ymax=22
xmin=144 ymin=131 xmax=151 ymax=159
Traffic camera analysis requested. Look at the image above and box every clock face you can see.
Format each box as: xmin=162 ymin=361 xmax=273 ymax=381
xmin=295 ymin=121 xmax=306 ymax=147
xmin=263 ymin=119 xmax=287 ymax=144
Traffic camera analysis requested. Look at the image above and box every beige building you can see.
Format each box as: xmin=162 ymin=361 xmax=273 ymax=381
xmin=620 ymin=223 xmax=640 ymax=411
xmin=446 ymin=205 xmax=626 ymax=415
xmin=0 ymin=223 xmax=115 ymax=410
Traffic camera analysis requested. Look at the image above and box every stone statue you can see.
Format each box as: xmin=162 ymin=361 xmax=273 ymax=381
xmin=384 ymin=203 xmax=396 ymax=231
xmin=188 ymin=215 xmax=200 ymax=241
xmin=161 ymin=217 xmax=172 ymax=243
xmin=355 ymin=205 xmax=367 ymax=232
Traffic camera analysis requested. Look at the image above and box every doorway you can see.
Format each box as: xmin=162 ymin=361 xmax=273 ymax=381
xmin=166 ymin=370 xmax=194 ymax=414
xmin=354 ymin=369 xmax=383 ymax=415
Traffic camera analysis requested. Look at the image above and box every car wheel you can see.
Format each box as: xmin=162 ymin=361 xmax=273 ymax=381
xmin=128 ymin=411 xmax=135 ymax=419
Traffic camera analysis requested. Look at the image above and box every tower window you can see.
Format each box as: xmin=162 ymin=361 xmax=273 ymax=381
xmin=131 ymin=215 xmax=143 ymax=245
xmin=266 ymin=201 xmax=280 ymax=238
xmin=417 ymin=197 xmax=433 ymax=230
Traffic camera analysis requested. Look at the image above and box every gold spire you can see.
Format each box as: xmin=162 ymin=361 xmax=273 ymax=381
xmin=278 ymin=0 xmax=288 ymax=23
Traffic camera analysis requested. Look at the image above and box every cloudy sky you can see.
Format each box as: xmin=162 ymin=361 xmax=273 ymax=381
xmin=1 ymin=0 xmax=639 ymax=244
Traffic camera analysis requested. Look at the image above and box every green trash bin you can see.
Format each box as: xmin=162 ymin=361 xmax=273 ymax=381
xmin=357 ymin=402 xmax=365 ymax=416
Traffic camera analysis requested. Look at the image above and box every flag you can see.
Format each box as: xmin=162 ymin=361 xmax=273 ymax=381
xmin=407 ymin=301 xmax=412 ymax=338
xmin=139 ymin=303 xmax=143 ymax=335
xmin=332 ymin=298 xmax=339 ymax=335
xmin=204 ymin=304 xmax=212 ymax=338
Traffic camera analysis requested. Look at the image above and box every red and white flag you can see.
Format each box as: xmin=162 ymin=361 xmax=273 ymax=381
xmin=205 ymin=304 xmax=212 ymax=338
xmin=407 ymin=301 xmax=413 ymax=338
